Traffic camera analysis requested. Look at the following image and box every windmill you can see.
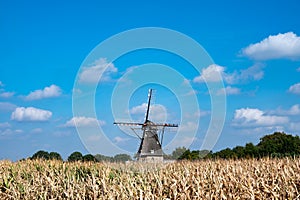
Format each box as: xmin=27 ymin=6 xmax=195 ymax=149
xmin=114 ymin=89 xmax=178 ymax=162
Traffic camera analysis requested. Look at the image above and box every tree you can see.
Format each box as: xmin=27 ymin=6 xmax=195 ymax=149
xmin=49 ymin=152 xmax=63 ymax=161
xmin=83 ymin=154 xmax=96 ymax=162
xmin=94 ymin=154 xmax=112 ymax=162
xmin=199 ymin=150 xmax=213 ymax=159
xmin=31 ymin=150 xmax=50 ymax=160
xmin=232 ymin=146 xmax=245 ymax=159
xmin=214 ymin=148 xmax=236 ymax=159
xmin=257 ymin=132 xmax=300 ymax=157
xmin=171 ymin=147 xmax=188 ymax=159
xmin=113 ymin=154 xmax=132 ymax=162
xmin=68 ymin=151 xmax=83 ymax=162
xmin=178 ymin=150 xmax=200 ymax=160
xmin=244 ymin=143 xmax=258 ymax=158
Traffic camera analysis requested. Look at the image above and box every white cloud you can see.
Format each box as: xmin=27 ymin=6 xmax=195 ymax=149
xmin=0 ymin=122 xmax=10 ymax=129
xmin=288 ymin=83 xmax=300 ymax=95
xmin=288 ymin=104 xmax=300 ymax=115
xmin=113 ymin=136 xmax=130 ymax=144
xmin=297 ymin=67 xmax=300 ymax=72
xmin=193 ymin=64 xmax=224 ymax=83
xmin=0 ymin=82 xmax=15 ymax=98
xmin=242 ymin=32 xmax=300 ymax=60
xmin=0 ymin=129 xmax=13 ymax=136
xmin=15 ymin=129 xmax=23 ymax=134
xmin=0 ymin=128 xmax=24 ymax=136
xmin=0 ymin=102 xmax=17 ymax=111
xmin=130 ymin=103 xmax=167 ymax=122
xmin=31 ymin=128 xmax=43 ymax=133
xmin=0 ymin=91 xmax=15 ymax=98
xmin=217 ymin=86 xmax=241 ymax=95
xmin=233 ymin=108 xmax=289 ymax=127
xmin=184 ymin=89 xmax=198 ymax=96
xmin=64 ymin=116 xmax=106 ymax=127
xmin=289 ymin=122 xmax=300 ymax=132
xmin=194 ymin=110 xmax=210 ymax=118
xmin=270 ymin=104 xmax=300 ymax=116
xmin=238 ymin=64 xmax=264 ymax=82
xmin=25 ymin=84 xmax=62 ymax=100
xmin=79 ymin=58 xmax=117 ymax=83
xmin=53 ymin=130 xmax=72 ymax=137
xmin=225 ymin=64 xmax=264 ymax=84
xmin=178 ymin=121 xmax=199 ymax=132
xmin=182 ymin=78 xmax=191 ymax=85
xmin=86 ymin=134 xmax=101 ymax=142
xmin=193 ymin=64 xmax=264 ymax=84
xmin=11 ymin=107 xmax=52 ymax=122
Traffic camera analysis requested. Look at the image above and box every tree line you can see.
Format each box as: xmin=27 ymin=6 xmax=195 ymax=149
xmin=30 ymin=132 xmax=300 ymax=162
xmin=31 ymin=151 xmax=132 ymax=162
xmin=177 ymin=132 xmax=300 ymax=160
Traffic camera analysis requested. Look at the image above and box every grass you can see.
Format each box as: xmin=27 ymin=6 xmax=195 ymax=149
xmin=1 ymin=158 xmax=300 ymax=199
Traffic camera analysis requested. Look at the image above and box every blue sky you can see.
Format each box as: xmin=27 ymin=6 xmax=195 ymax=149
xmin=1 ymin=0 xmax=300 ymax=161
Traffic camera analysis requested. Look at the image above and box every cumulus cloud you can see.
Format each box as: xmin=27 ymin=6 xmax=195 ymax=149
xmin=270 ymin=104 xmax=300 ymax=116
xmin=79 ymin=58 xmax=117 ymax=83
xmin=232 ymin=108 xmax=289 ymax=127
xmin=0 ymin=92 xmax=15 ymax=98
xmin=217 ymin=86 xmax=241 ymax=95
xmin=25 ymin=84 xmax=62 ymax=100
xmin=193 ymin=64 xmax=264 ymax=84
xmin=11 ymin=107 xmax=52 ymax=122
xmin=130 ymin=103 xmax=167 ymax=122
xmin=64 ymin=116 xmax=106 ymax=127
xmin=224 ymin=64 xmax=265 ymax=84
xmin=193 ymin=64 xmax=224 ymax=83
xmin=238 ymin=64 xmax=264 ymax=82
xmin=288 ymin=83 xmax=300 ymax=95
xmin=288 ymin=104 xmax=300 ymax=115
xmin=0 ymin=81 xmax=15 ymax=98
xmin=242 ymin=32 xmax=300 ymax=60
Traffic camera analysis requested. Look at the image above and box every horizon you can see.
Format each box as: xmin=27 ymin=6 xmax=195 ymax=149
xmin=1 ymin=1 xmax=300 ymax=161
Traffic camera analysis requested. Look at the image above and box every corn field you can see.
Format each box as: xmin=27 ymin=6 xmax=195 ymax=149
xmin=1 ymin=158 xmax=300 ymax=199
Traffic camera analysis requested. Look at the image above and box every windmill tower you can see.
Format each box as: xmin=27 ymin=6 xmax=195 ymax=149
xmin=114 ymin=89 xmax=178 ymax=162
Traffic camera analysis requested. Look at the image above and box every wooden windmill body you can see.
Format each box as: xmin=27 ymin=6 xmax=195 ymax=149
xmin=114 ymin=89 xmax=178 ymax=162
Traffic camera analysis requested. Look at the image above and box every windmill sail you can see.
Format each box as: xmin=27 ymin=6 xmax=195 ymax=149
xmin=114 ymin=89 xmax=178 ymax=162
xmin=144 ymin=89 xmax=152 ymax=123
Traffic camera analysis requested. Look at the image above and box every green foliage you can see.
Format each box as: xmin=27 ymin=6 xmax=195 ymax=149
xmin=68 ymin=152 xmax=83 ymax=162
xmin=83 ymin=154 xmax=96 ymax=162
xmin=244 ymin=143 xmax=258 ymax=158
xmin=30 ymin=132 xmax=299 ymax=162
xmin=31 ymin=150 xmax=50 ymax=160
xmin=177 ymin=132 xmax=300 ymax=160
xmin=257 ymin=132 xmax=300 ymax=157
xmin=31 ymin=150 xmax=62 ymax=161
xmin=171 ymin=147 xmax=188 ymax=159
xmin=178 ymin=150 xmax=201 ymax=160
xmin=49 ymin=152 xmax=63 ymax=161
xmin=113 ymin=154 xmax=132 ymax=162
xmin=211 ymin=132 xmax=300 ymax=159
xmin=94 ymin=154 xmax=113 ymax=162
